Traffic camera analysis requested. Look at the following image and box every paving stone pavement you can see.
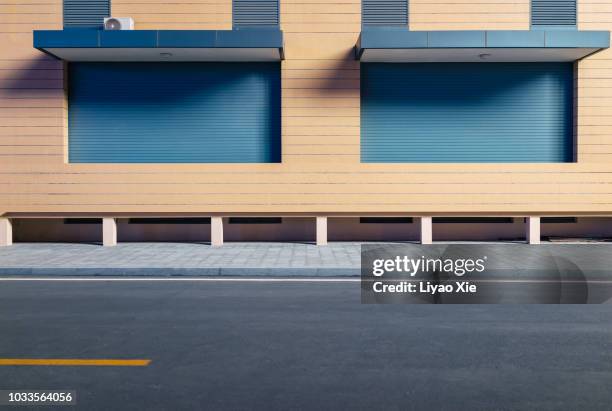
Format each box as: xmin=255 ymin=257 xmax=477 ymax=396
xmin=0 ymin=242 xmax=362 ymax=276
xmin=2 ymin=241 xmax=609 ymax=277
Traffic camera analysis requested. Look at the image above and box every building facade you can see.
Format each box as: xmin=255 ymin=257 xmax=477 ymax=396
xmin=1 ymin=0 xmax=611 ymax=245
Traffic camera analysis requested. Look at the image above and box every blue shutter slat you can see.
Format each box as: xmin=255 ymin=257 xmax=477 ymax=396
xmin=64 ymin=0 xmax=110 ymax=28
xmin=361 ymin=63 xmax=574 ymax=163
xmin=69 ymin=63 xmax=281 ymax=163
xmin=531 ymin=0 xmax=576 ymax=27
xmin=362 ymin=0 xmax=408 ymax=27
xmin=233 ymin=0 xmax=279 ymax=27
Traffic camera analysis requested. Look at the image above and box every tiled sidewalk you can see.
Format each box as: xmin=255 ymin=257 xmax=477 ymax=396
xmin=0 ymin=242 xmax=362 ymax=276
xmin=2 ymin=241 xmax=612 ymax=277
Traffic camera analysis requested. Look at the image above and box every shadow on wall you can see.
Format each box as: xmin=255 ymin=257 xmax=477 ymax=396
xmin=2 ymin=56 xmax=65 ymax=153
xmin=70 ymin=62 xmax=279 ymax=103
xmin=308 ymin=49 xmax=360 ymax=96
xmin=362 ymin=63 xmax=573 ymax=104
xmin=2 ymin=55 xmax=63 ymax=95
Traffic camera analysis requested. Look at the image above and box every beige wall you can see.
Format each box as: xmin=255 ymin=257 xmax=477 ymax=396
xmin=410 ymin=0 xmax=529 ymax=30
xmin=112 ymin=0 xmax=232 ymax=30
xmin=578 ymin=0 xmax=612 ymax=163
xmin=1 ymin=0 xmax=612 ymax=217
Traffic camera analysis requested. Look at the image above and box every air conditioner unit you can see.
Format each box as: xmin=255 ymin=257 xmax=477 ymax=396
xmin=103 ymin=17 xmax=134 ymax=30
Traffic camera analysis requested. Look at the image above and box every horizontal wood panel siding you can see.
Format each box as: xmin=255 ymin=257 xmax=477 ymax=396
xmin=64 ymin=0 xmax=109 ymax=28
xmin=2 ymin=0 xmax=612 ymax=215
xmin=410 ymin=0 xmax=530 ymax=30
xmin=233 ymin=0 xmax=279 ymax=27
xmin=361 ymin=63 xmax=574 ymax=163
xmin=111 ymin=0 xmax=232 ymax=30
xmin=531 ymin=0 xmax=576 ymax=27
xmin=578 ymin=1 xmax=612 ymax=164
xmin=68 ymin=63 xmax=280 ymax=163
xmin=362 ymin=0 xmax=408 ymax=27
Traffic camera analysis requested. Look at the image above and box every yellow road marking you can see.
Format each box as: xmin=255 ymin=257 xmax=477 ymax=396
xmin=0 ymin=359 xmax=151 ymax=366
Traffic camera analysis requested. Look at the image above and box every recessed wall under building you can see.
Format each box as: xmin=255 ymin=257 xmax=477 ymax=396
xmin=432 ymin=217 xmax=612 ymax=242
xmin=12 ymin=219 xmax=102 ymax=243
xmin=223 ymin=217 xmax=315 ymax=242
xmin=432 ymin=218 xmax=525 ymax=241
xmin=117 ymin=218 xmax=212 ymax=242
xmin=328 ymin=217 xmax=419 ymax=242
xmin=10 ymin=216 xmax=612 ymax=244
xmin=540 ymin=217 xmax=612 ymax=241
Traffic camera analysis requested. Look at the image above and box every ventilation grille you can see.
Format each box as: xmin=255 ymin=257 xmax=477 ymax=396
xmin=531 ymin=0 xmax=576 ymax=27
xmin=64 ymin=0 xmax=110 ymax=28
xmin=233 ymin=0 xmax=279 ymax=27
xmin=362 ymin=0 xmax=408 ymax=27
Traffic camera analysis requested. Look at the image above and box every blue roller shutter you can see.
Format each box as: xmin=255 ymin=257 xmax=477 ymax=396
xmin=362 ymin=0 xmax=408 ymax=27
xmin=361 ymin=63 xmax=574 ymax=163
xmin=531 ymin=0 xmax=576 ymax=28
xmin=233 ymin=0 xmax=279 ymax=27
xmin=64 ymin=0 xmax=109 ymax=29
xmin=68 ymin=63 xmax=281 ymax=163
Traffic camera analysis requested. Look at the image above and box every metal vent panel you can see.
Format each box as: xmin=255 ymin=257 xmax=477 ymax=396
xmin=532 ymin=0 xmax=576 ymax=27
xmin=64 ymin=0 xmax=110 ymax=28
xmin=233 ymin=0 xmax=279 ymax=27
xmin=362 ymin=0 xmax=408 ymax=27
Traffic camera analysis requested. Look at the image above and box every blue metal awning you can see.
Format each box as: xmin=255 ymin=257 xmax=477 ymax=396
xmin=34 ymin=29 xmax=284 ymax=62
xmin=356 ymin=28 xmax=609 ymax=62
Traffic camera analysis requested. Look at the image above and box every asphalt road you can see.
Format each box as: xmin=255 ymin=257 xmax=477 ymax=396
xmin=0 ymin=279 xmax=611 ymax=410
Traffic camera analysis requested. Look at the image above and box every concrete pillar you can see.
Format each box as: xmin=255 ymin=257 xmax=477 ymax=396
xmin=316 ymin=216 xmax=328 ymax=245
xmin=526 ymin=216 xmax=540 ymax=244
xmin=420 ymin=216 xmax=433 ymax=245
xmin=102 ymin=217 xmax=117 ymax=247
xmin=211 ymin=216 xmax=224 ymax=247
xmin=0 ymin=218 xmax=12 ymax=246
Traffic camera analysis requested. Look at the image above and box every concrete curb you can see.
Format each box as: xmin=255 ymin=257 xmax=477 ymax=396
xmin=0 ymin=267 xmax=360 ymax=277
